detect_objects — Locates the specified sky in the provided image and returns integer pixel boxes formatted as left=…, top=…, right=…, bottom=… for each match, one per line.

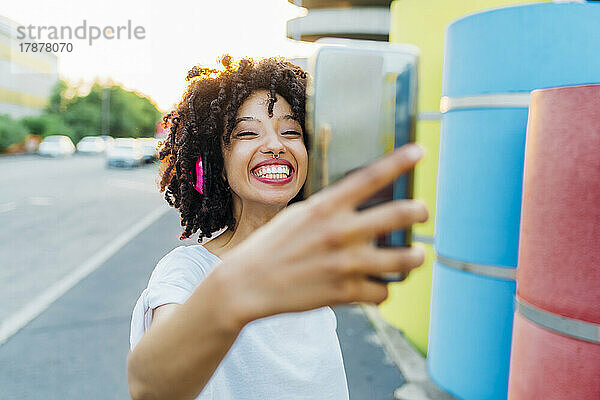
left=2, top=0, right=315, bottom=111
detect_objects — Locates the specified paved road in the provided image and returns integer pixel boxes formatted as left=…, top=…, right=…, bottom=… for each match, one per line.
left=0, top=154, right=404, bottom=399
left=0, top=154, right=164, bottom=324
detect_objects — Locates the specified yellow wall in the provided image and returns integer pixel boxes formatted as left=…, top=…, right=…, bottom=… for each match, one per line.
left=0, top=40, right=56, bottom=110
left=0, top=87, right=48, bottom=109
left=0, top=42, right=53, bottom=74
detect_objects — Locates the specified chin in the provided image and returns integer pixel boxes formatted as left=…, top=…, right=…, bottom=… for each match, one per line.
left=264, top=198, right=293, bottom=207
left=258, top=193, right=295, bottom=207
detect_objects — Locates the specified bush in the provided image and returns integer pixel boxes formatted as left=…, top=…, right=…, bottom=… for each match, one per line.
left=0, top=114, right=28, bottom=152
left=21, top=113, right=74, bottom=140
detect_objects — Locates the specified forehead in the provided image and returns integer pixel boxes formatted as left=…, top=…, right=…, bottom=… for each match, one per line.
left=236, top=90, right=293, bottom=118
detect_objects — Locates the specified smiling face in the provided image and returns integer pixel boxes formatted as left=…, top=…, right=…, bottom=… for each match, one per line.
left=222, top=90, right=308, bottom=210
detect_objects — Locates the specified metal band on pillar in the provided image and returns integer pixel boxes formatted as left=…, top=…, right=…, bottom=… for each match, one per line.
left=516, top=297, right=600, bottom=344
left=435, top=253, right=516, bottom=281
left=440, top=92, right=531, bottom=113
left=418, top=111, right=442, bottom=121
left=412, top=233, right=434, bottom=245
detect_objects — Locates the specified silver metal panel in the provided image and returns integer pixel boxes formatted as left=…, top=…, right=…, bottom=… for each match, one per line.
left=440, top=93, right=531, bottom=113
left=287, top=7, right=390, bottom=41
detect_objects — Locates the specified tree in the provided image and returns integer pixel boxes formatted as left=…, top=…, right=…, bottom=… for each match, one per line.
left=104, top=85, right=162, bottom=138
left=21, top=113, right=74, bottom=138
left=7, top=80, right=163, bottom=152
left=59, top=81, right=162, bottom=142
left=0, top=114, right=28, bottom=151
left=46, top=79, right=70, bottom=114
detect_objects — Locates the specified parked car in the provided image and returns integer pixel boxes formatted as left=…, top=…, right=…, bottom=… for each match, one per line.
left=76, top=136, right=106, bottom=154
left=138, top=137, right=160, bottom=163
left=99, top=135, right=115, bottom=150
left=106, top=138, right=144, bottom=168
left=38, top=135, right=76, bottom=157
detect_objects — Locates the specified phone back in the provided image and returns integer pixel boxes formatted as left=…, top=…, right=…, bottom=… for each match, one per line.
left=305, top=39, right=419, bottom=247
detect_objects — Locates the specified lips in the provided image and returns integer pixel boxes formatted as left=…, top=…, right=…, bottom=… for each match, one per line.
left=250, top=158, right=295, bottom=185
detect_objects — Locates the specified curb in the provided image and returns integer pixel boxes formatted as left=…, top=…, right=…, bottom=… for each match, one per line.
left=0, top=152, right=29, bottom=158
left=360, top=304, right=457, bottom=400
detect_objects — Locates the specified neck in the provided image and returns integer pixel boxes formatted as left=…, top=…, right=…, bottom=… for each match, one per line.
left=204, top=195, right=285, bottom=256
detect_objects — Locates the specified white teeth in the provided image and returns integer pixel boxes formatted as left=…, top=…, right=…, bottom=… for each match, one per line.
left=253, top=171, right=289, bottom=179
left=253, top=164, right=291, bottom=178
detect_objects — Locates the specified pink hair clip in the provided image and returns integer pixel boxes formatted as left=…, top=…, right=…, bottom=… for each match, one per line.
left=193, top=156, right=204, bottom=194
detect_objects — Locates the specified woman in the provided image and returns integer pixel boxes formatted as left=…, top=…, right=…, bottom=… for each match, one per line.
left=128, top=56, right=427, bottom=400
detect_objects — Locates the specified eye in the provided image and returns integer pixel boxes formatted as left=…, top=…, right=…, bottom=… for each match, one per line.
left=283, top=130, right=302, bottom=137
left=235, top=131, right=258, bottom=138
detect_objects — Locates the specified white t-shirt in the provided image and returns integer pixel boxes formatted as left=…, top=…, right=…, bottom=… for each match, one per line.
left=130, top=245, right=350, bottom=400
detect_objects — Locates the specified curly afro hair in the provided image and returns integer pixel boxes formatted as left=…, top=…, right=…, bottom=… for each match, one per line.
left=158, top=55, right=309, bottom=242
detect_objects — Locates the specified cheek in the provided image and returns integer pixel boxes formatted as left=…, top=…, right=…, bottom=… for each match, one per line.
left=222, top=148, right=255, bottom=189
left=297, top=147, right=308, bottom=174
left=293, top=150, right=309, bottom=186
left=222, top=147, right=248, bottom=175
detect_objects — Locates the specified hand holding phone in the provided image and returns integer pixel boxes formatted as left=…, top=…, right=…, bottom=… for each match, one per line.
left=305, top=39, right=420, bottom=283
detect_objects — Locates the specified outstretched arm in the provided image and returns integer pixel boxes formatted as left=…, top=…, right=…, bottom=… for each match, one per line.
left=127, top=144, right=428, bottom=400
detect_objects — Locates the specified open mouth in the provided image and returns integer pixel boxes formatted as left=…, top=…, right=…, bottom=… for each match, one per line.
left=251, top=164, right=292, bottom=180
left=250, top=162, right=295, bottom=185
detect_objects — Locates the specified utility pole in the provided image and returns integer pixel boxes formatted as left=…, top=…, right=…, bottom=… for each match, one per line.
left=102, top=87, right=110, bottom=136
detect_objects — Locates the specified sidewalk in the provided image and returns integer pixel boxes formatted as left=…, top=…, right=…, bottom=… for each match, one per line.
left=357, top=305, right=457, bottom=400
left=334, top=304, right=405, bottom=399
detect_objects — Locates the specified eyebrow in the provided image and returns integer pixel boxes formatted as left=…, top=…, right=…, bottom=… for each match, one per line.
left=234, top=116, right=257, bottom=126
left=278, top=114, right=298, bottom=122
left=233, top=114, right=298, bottom=128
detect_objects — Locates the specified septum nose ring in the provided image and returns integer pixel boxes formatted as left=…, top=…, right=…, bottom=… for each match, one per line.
left=272, top=153, right=280, bottom=159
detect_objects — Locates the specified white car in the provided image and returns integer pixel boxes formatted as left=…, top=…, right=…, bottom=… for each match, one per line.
left=38, top=135, right=76, bottom=157
left=76, top=136, right=106, bottom=154
left=106, top=138, right=144, bottom=168
left=99, top=135, right=115, bottom=150
left=137, top=137, right=160, bottom=163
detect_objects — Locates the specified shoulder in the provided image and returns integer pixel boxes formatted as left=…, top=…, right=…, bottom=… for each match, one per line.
left=142, top=245, right=221, bottom=314
left=130, top=246, right=222, bottom=350
left=148, top=245, right=221, bottom=288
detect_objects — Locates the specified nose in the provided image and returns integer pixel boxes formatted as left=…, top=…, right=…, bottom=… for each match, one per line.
left=260, top=128, right=285, bottom=157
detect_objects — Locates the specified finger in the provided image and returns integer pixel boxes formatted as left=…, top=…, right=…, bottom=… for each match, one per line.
left=367, top=273, right=408, bottom=284
left=321, top=243, right=425, bottom=277
left=313, top=144, right=424, bottom=209
left=363, top=245, right=426, bottom=276
left=330, top=277, right=390, bottom=305
left=343, top=200, right=428, bottom=243
left=358, top=280, right=390, bottom=305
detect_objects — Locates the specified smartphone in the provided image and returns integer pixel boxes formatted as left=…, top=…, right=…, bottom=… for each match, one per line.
left=304, top=38, right=419, bottom=283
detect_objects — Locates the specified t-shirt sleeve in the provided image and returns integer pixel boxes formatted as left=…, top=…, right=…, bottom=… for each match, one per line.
left=129, top=246, right=211, bottom=350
